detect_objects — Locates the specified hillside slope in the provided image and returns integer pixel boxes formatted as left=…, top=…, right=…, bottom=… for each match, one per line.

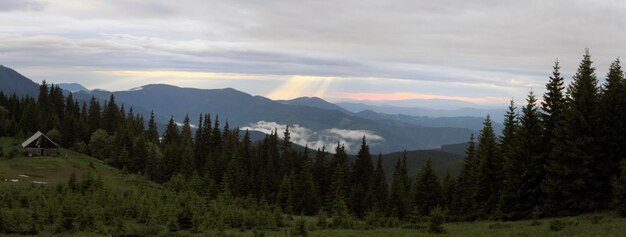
left=380, top=149, right=465, bottom=182
left=0, top=137, right=155, bottom=188
left=0, top=65, right=39, bottom=97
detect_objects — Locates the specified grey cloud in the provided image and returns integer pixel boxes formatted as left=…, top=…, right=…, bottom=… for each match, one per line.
left=1, top=1, right=625, bottom=102
left=0, top=33, right=545, bottom=91
left=0, top=0, right=44, bottom=12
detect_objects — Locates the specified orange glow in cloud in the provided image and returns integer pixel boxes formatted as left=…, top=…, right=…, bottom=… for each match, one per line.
left=335, top=92, right=509, bottom=104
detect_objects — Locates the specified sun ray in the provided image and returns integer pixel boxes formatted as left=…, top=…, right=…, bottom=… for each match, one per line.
left=266, top=75, right=336, bottom=100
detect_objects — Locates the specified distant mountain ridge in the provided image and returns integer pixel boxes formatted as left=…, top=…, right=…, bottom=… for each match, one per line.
left=69, top=84, right=477, bottom=153
left=354, top=109, right=504, bottom=133
left=72, top=84, right=475, bottom=153
left=0, top=65, right=481, bottom=153
left=0, top=65, right=39, bottom=97
left=338, top=101, right=506, bottom=122
left=278, top=97, right=352, bottom=114
left=58, top=83, right=89, bottom=93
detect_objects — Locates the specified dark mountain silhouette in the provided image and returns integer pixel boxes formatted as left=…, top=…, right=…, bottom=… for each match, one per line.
left=0, top=65, right=39, bottom=97
left=58, top=83, right=89, bottom=93
left=338, top=101, right=506, bottom=122
left=278, top=96, right=352, bottom=114
left=354, top=109, right=503, bottom=133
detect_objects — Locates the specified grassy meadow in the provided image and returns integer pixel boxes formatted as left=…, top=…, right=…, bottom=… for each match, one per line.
left=0, top=137, right=155, bottom=189
left=195, top=212, right=626, bottom=237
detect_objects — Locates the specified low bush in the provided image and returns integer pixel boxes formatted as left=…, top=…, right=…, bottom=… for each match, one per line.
left=427, top=206, right=446, bottom=234
left=549, top=220, right=565, bottom=232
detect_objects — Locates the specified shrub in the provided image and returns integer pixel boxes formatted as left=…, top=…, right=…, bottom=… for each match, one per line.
left=73, top=141, right=89, bottom=154
left=612, top=161, right=626, bottom=217
left=316, top=211, right=327, bottom=229
left=252, top=229, right=265, bottom=237
left=530, top=219, right=542, bottom=226
left=364, top=211, right=382, bottom=228
left=589, top=215, right=604, bottom=224
left=549, top=220, right=565, bottom=232
left=5, top=148, right=18, bottom=159
left=291, top=218, right=307, bottom=236
left=427, top=206, right=446, bottom=234
left=0, top=209, right=38, bottom=235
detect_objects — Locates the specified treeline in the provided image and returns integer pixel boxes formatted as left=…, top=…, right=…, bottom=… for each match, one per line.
left=449, top=50, right=626, bottom=221
left=0, top=50, right=625, bottom=229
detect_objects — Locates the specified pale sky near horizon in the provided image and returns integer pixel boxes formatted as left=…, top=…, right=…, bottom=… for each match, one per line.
left=1, top=0, right=625, bottom=106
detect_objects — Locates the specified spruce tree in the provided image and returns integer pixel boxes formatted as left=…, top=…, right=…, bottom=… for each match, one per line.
left=277, top=171, right=295, bottom=213
left=37, top=80, right=49, bottom=109
left=328, top=143, right=350, bottom=214
left=312, top=147, right=330, bottom=205
left=240, top=129, right=253, bottom=192
left=179, top=114, right=195, bottom=177
left=474, top=116, right=502, bottom=218
left=498, top=99, right=522, bottom=220
left=599, top=58, right=626, bottom=196
left=543, top=49, right=603, bottom=216
left=456, top=133, right=478, bottom=219
left=500, top=92, right=543, bottom=220
left=87, top=96, right=101, bottom=135
left=412, top=159, right=443, bottom=216
left=518, top=92, right=545, bottom=216
left=349, top=136, right=374, bottom=217
left=147, top=111, right=159, bottom=144
left=541, top=60, right=566, bottom=148
left=293, top=153, right=320, bottom=215
left=281, top=125, right=292, bottom=151
left=162, top=116, right=179, bottom=147
left=441, top=171, right=457, bottom=215
left=101, top=94, right=120, bottom=134
left=162, top=117, right=180, bottom=178
left=388, top=150, right=411, bottom=219
left=371, top=153, right=388, bottom=215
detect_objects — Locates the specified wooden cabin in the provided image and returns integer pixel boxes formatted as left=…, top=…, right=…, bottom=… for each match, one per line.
left=21, top=131, right=59, bottom=156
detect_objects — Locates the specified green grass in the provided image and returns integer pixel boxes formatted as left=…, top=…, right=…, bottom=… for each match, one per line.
left=0, top=137, right=155, bottom=189
left=305, top=216, right=624, bottom=237
left=195, top=212, right=626, bottom=237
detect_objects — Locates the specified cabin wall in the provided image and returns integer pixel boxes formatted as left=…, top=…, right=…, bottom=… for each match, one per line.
left=24, top=148, right=59, bottom=157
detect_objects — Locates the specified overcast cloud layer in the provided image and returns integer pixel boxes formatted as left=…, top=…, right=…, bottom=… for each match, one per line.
left=1, top=0, right=625, bottom=106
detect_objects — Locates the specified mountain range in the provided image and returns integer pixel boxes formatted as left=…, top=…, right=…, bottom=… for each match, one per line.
left=0, top=65, right=496, bottom=154
left=338, top=101, right=506, bottom=122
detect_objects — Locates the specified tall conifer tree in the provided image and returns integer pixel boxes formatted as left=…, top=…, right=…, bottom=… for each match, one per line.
left=543, top=49, right=603, bottom=215
left=371, top=153, right=388, bottom=215
left=349, top=136, right=374, bottom=217
left=474, top=116, right=501, bottom=218
left=599, top=58, right=626, bottom=193
left=412, top=159, right=443, bottom=216
left=388, top=151, right=411, bottom=219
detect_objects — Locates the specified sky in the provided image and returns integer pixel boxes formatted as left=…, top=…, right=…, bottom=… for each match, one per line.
left=1, top=0, right=625, bottom=107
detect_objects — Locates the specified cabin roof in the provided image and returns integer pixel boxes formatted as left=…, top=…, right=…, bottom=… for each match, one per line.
left=21, top=131, right=60, bottom=148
